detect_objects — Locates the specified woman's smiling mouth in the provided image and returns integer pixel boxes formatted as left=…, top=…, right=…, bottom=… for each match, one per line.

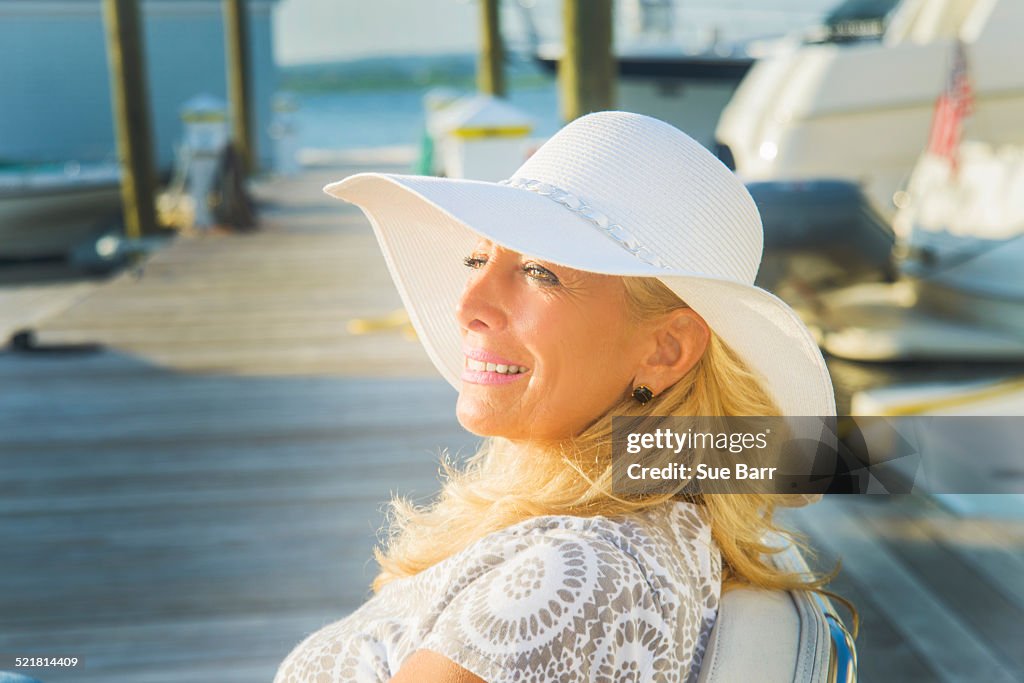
left=461, top=347, right=531, bottom=384
left=464, top=358, right=529, bottom=375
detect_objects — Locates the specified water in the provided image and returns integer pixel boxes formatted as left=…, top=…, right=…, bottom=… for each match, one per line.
left=281, top=0, right=857, bottom=152
left=290, top=83, right=563, bottom=152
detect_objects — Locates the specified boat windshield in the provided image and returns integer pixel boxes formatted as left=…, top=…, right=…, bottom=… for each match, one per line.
left=816, top=0, right=903, bottom=43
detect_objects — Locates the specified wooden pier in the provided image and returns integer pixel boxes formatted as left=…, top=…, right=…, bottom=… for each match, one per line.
left=1, top=161, right=1022, bottom=682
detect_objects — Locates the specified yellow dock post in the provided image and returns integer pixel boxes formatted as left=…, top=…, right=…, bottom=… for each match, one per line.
left=101, top=0, right=159, bottom=239
left=558, top=0, right=615, bottom=121
left=223, top=0, right=255, bottom=175
left=478, top=0, right=506, bottom=98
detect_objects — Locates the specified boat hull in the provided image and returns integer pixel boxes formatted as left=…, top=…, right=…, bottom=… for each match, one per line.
left=716, top=0, right=1024, bottom=222
left=0, top=182, right=122, bottom=260
left=747, top=179, right=895, bottom=289
left=535, top=53, right=751, bottom=149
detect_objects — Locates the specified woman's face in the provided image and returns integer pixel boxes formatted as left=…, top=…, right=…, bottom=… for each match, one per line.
left=454, top=239, right=649, bottom=442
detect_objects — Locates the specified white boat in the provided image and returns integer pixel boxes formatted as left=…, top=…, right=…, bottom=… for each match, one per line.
left=894, top=142, right=1024, bottom=301
left=836, top=223, right=1024, bottom=505
left=810, top=138, right=1024, bottom=361
left=716, top=0, right=1024, bottom=224
left=809, top=280, right=1024, bottom=361
left=518, top=0, right=826, bottom=149
left=0, top=162, right=122, bottom=260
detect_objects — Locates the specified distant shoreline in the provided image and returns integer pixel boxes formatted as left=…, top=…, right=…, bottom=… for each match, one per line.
left=286, top=84, right=561, bottom=153
left=278, top=52, right=551, bottom=93
left=280, top=73, right=553, bottom=93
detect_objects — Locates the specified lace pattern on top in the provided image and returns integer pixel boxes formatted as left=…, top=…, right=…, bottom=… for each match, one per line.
left=274, top=501, right=720, bottom=683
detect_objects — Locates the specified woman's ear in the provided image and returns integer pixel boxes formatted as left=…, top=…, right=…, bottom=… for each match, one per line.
left=636, top=308, right=710, bottom=394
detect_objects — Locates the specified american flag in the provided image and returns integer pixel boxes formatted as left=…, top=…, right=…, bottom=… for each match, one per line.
left=926, top=39, right=974, bottom=169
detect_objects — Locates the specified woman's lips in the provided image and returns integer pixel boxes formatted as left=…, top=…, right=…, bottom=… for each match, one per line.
left=461, top=365, right=528, bottom=385
left=461, top=348, right=531, bottom=385
left=464, top=358, right=528, bottom=374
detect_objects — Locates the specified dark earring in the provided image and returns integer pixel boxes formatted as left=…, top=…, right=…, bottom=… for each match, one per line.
left=632, top=385, right=654, bottom=405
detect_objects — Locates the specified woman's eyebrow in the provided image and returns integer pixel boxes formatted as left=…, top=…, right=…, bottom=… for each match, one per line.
left=519, top=252, right=555, bottom=266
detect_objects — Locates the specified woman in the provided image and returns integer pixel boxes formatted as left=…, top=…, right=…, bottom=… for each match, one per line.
left=275, top=112, right=836, bottom=682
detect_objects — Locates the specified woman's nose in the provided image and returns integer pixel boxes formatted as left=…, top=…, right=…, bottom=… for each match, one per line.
left=455, top=259, right=509, bottom=334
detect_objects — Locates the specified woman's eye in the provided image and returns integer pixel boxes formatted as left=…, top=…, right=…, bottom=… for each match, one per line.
left=462, top=255, right=487, bottom=269
left=523, top=263, right=560, bottom=285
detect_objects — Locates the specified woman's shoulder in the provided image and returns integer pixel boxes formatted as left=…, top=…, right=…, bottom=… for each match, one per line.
left=412, top=501, right=721, bottom=682
left=489, top=500, right=713, bottom=560
left=449, top=500, right=717, bottom=595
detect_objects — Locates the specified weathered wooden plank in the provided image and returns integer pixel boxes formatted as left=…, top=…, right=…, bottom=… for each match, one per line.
left=846, top=493, right=1024, bottom=565
left=858, top=511, right=1024, bottom=675
left=0, top=281, right=101, bottom=342
left=0, top=346, right=436, bottom=381
left=923, top=515, right=1024, bottom=612
left=789, top=496, right=1019, bottom=683
left=0, top=612, right=327, bottom=683
left=1, top=346, right=435, bottom=378
left=0, top=467, right=450, bottom=514
left=0, top=377, right=459, bottom=436
left=1, top=432, right=473, bottom=478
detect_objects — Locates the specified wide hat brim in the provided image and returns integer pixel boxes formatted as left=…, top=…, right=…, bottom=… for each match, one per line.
left=326, top=172, right=836, bottom=418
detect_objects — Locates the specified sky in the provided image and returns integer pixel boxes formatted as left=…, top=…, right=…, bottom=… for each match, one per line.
left=272, top=0, right=482, bottom=65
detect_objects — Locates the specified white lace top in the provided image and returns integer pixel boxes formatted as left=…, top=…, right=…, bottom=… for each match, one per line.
left=274, top=500, right=721, bottom=683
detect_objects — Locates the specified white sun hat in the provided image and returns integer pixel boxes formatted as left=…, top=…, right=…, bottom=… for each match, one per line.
left=325, top=111, right=835, bottom=418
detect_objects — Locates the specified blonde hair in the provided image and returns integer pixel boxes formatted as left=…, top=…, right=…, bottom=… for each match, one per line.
left=371, top=276, right=834, bottom=597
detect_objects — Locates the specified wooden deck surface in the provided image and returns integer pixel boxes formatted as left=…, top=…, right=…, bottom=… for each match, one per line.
left=1, top=164, right=1022, bottom=682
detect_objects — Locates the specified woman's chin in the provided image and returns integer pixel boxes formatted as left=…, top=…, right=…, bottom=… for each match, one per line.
left=455, top=406, right=504, bottom=438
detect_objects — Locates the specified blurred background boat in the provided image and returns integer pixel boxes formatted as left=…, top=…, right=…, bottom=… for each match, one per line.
left=896, top=142, right=1024, bottom=306
left=0, top=161, right=121, bottom=261
left=520, top=0, right=826, bottom=149
left=814, top=139, right=1024, bottom=362
left=716, top=0, right=1024, bottom=290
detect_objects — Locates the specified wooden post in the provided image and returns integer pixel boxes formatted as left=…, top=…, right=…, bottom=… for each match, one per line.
left=478, top=0, right=506, bottom=97
left=223, top=0, right=255, bottom=174
left=558, top=0, right=615, bottom=122
left=102, top=0, right=158, bottom=239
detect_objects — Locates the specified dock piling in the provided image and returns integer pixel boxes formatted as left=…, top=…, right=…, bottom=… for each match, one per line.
left=223, top=0, right=255, bottom=176
left=102, top=0, right=159, bottom=239
left=558, top=0, right=615, bottom=121
left=478, top=0, right=506, bottom=97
